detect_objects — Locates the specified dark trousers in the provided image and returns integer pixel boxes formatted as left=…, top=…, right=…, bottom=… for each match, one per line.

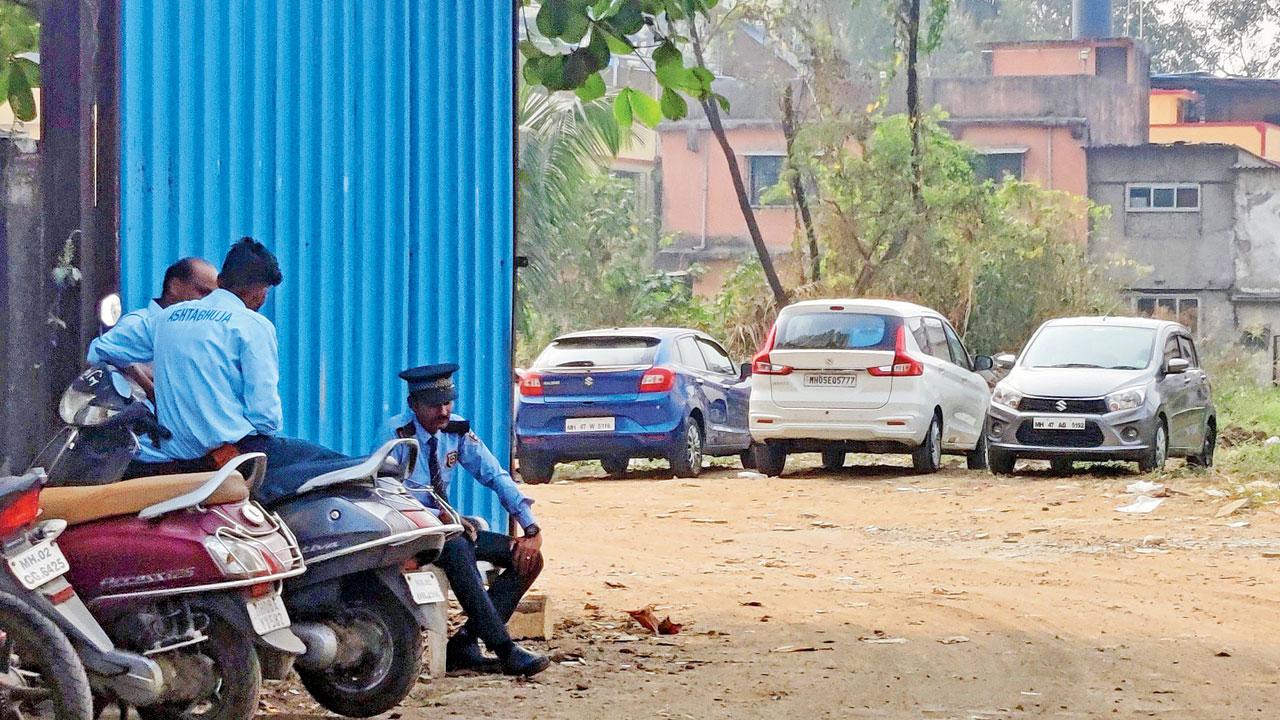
left=126, top=435, right=352, bottom=505
left=432, top=530, right=543, bottom=652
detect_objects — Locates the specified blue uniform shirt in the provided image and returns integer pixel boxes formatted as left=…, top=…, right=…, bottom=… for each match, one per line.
left=90, top=299, right=166, bottom=462
left=383, top=412, right=537, bottom=529
left=85, top=289, right=283, bottom=461
left=88, top=298, right=163, bottom=366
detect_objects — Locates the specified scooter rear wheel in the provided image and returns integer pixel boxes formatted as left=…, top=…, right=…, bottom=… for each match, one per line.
left=0, top=590, right=93, bottom=720
left=136, top=613, right=260, bottom=720
left=297, top=592, right=422, bottom=718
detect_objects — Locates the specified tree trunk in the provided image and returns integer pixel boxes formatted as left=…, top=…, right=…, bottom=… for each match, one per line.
left=689, top=21, right=789, bottom=307
left=906, top=0, right=924, bottom=220
left=874, top=0, right=925, bottom=276
left=781, top=85, right=820, bottom=284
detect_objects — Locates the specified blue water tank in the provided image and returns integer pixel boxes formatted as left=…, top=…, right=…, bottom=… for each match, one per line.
left=1073, top=0, right=1113, bottom=39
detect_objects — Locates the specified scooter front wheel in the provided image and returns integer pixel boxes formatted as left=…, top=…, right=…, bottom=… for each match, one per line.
left=297, top=592, right=423, bottom=718
left=136, top=612, right=260, bottom=720
left=0, top=590, right=93, bottom=720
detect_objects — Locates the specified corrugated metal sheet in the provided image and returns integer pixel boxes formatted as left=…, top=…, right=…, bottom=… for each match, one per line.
left=119, top=1, right=515, bottom=529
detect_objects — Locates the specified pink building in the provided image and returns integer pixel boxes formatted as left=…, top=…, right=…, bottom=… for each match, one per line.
left=931, top=38, right=1149, bottom=203
left=658, top=121, right=795, bottom=294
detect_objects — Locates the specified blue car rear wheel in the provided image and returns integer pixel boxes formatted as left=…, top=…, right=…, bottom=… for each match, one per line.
left=519, top=454, right=554, bottom=484
left=601, top=456, right=629, bottom=478
left=669, top=418, right=704, bottom=478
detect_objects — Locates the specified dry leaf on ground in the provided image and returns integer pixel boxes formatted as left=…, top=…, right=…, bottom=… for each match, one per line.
left=626, top=605, right=682, bottom=635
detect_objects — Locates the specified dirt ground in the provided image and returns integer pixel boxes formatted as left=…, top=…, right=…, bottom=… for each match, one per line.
left=267, top=457, right=1280, bottom=720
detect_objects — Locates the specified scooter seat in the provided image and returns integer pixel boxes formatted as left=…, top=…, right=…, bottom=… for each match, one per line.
left=40, top=472, right=249, bottom=526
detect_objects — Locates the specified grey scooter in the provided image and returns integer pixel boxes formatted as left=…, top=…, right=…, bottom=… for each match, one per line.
left=264, top=439, right=461, bottom=718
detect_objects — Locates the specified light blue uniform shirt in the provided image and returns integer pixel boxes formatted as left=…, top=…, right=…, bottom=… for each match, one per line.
left=90, top=300, right=166, bottom=462
left=90, top=298, right=162, bottom=365
left=383, top=412, right=537, bottom=529
left=85, top=289, right=283, bottom=461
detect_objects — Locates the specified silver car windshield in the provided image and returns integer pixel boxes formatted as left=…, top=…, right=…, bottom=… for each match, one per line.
left=1021, top=326, right=1157, bottom=370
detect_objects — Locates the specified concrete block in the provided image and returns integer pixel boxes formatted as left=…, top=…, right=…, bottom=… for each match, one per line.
left=506, top=593, right=551, bottom=640
left=421, top=566, right=450, bottom=678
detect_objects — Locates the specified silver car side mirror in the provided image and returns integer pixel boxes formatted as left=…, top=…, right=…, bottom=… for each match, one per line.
left=1165, top=358, right=1190, bottom=375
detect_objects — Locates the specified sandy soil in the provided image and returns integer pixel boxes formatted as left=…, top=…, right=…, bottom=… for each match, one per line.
left=267, top=457, right=1280, bottom=720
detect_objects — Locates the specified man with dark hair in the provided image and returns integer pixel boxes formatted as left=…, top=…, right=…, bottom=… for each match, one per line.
left=383, top=364, right=550, bottom=678
left=87, top=237, right=347, bottom=487
left=89, top=256, right=217, bottom=402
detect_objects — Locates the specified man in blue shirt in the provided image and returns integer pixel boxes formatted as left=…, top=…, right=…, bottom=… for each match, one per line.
left=95, top=257, right=219, bottom=400
left=385, top=363, right=549, bottom=677
left=87, top=238, right=347, bottom=493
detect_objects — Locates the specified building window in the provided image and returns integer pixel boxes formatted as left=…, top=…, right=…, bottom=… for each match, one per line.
left=1135, top=294, right=1199, bottom=332
left=747, top=155, right=787, bottom=207
left=975, top=150, right=1025, bottom=182
left=1127, top=183, right=1200, bottom=212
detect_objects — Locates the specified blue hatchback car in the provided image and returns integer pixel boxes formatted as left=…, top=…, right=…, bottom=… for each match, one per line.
left=515, top=328, right=753, bottom=482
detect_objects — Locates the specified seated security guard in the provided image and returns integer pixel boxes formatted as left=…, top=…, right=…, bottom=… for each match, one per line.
left=384, top=363, right=550, bottom=677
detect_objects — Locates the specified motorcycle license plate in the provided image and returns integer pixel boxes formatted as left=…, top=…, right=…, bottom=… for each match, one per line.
left=7, top=541, right=71, bottom=591
left=405, top=571, right=445, bottom=604
left=246, top=593, right=291, bottom=635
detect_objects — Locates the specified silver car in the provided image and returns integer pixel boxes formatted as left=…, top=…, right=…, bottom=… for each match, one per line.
left=986, top=317, right=1216, bottom=475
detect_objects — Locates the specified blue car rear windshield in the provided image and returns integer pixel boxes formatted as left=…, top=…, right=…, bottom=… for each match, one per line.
left=536, top=337, right=660, bottom=368
left=777, top=312, right=898, bottom=350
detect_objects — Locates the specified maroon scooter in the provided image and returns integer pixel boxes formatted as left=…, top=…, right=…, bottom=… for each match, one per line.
left=30, top=367, right=307, bottom=720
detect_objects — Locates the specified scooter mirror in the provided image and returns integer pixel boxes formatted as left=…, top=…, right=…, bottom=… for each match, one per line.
left=98, top=293, right=122, bottom=328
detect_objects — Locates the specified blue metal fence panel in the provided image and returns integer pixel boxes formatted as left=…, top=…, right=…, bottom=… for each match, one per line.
left=408, top=2, right=517, bottom=531
left=119, top=1, right=514, bottom=529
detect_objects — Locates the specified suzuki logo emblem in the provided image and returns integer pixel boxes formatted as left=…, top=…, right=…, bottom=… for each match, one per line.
left=584, top=376, right=594, bottom=387
left=1055, top=400, right=1068, bottom=412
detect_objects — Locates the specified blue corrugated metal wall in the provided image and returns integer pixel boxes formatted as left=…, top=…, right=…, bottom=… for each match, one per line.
left=119, top=1, right=515, bottom=529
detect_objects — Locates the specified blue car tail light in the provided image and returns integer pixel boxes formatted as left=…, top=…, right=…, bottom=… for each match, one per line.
left=639, top=367, right=675, bottom=393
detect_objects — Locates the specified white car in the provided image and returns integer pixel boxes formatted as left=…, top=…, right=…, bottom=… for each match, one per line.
left=748, top=299, right=994, bottom=475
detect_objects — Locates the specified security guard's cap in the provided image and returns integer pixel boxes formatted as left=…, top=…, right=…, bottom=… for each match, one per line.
left=400, top=362, right=459, bottom=405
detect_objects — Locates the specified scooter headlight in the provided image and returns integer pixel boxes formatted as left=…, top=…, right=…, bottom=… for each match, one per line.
left=203, top=537, right=272, bottom=579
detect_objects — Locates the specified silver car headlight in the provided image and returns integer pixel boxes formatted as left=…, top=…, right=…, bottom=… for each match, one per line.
left=1105, top=386, right=1147, bottom=413
left=991, top=383, right=1022, bottom=410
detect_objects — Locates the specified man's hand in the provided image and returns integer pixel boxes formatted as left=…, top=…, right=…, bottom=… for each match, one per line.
left=123, top=364, right=155, bottom=401
left=459, top=516, right=479, bottom=542
left=511, top=531, right=543, bottom=577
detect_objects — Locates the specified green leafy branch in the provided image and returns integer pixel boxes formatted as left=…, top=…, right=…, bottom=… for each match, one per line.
left=0, top=2, right=38, bottom=122
left=518, top=0, right=729, bottom=130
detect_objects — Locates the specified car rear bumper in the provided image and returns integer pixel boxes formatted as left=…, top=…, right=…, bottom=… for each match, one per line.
left=517, top=425, right=682, bottom=461
left=748, top=398, right=930, bottom=446
left=986, top=403, right=1157, bottom=460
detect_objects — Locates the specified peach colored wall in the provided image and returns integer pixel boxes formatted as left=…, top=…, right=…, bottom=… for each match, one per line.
left=618, top=125, right=657, bottom=165
left=660, top=126, right=796, bottom=251
left=1149, top=94, right=1181, bottom=125
left=991, top=46, right=1094, bottom=77
left=693, top=259, right=736, bottom=298
left=1150, top=123, right=1271, bottom=160
left=954, top=124, right=1089, bottom=199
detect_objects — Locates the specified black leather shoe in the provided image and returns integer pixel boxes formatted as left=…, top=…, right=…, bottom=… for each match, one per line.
left=500, top=643, right=551, bottom=677
left=446, top=633, right=500, bottom=673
